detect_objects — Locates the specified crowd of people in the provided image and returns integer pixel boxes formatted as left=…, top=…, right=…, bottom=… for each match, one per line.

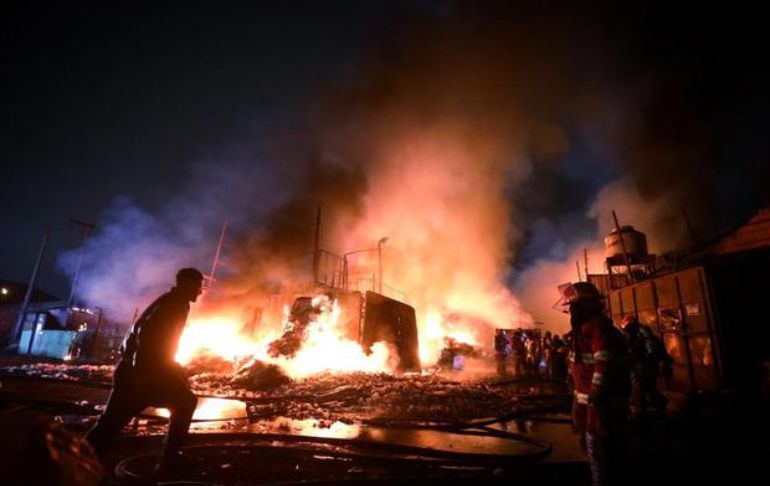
left=493, top=328, right=570, bottom=380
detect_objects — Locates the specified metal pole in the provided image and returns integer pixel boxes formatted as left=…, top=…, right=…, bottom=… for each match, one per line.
left=584, top=248, right=589, bottom=279
left=378, top=244, right=383, bottom=293
left=91, top=308, right=103, bottom=360
left=312, top=205, right=321, bottom=286
left=67, top=219, right=95, bottom=308
left=612, top=210, right=635, bottom=284
left=12, top=227, right=51, bottom=345
left=682, top=208, right=697, bottom=247
left=576, top=261, right=582, bottom=282
left=377, top=237, right=388, bottom=294
left=208, top=219, right=228, bottom=289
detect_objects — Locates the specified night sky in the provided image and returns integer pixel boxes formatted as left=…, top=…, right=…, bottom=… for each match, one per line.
left=2, top=1, right=388, bottom=296
left=2, top=1, right=769, bottom=303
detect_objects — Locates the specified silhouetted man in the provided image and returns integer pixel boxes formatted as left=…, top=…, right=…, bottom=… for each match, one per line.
left=86, top=268, right=203, bottom=471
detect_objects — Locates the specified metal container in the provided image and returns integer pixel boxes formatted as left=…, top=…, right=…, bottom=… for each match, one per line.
left=604, top=226, right=648, bottom=260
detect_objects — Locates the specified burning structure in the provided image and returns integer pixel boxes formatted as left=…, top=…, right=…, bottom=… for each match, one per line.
left=173, top=241, right=424, bottom=383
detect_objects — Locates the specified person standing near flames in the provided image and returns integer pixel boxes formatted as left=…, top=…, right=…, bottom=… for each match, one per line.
left=561, top=282, right=630, bottom=486
left=621, top=315, right=671, bottom=416
left=494, top=329, right=512, bottom=375
left=86, top=268, right=204, bottom=473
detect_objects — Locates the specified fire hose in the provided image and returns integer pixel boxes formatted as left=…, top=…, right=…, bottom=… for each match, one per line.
left=3, top=373, right=561, bottom=483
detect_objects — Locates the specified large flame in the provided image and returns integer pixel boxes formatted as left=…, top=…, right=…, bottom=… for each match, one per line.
left=176, top=296, right=396, bottom=379
left=175, top=315, right=264, bottom=365
left=177, top=134, right=539, bottom=375
left=269, top=297, right=396, bottom=378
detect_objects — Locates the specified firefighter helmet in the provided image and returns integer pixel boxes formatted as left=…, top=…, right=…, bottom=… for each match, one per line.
left=558, top=282, right=605, bottom=306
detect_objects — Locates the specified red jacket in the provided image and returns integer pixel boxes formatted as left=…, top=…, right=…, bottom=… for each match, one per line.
left=570, top=314, right=629, bottom=436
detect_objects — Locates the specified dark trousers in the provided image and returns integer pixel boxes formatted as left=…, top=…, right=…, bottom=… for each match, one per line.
left=585, top=431, right=630, bottom=486
left=86, top=364, right=197, bottom=458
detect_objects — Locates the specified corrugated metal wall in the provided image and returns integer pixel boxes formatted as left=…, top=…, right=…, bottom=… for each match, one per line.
left=604, top=266, right=721, bottom=391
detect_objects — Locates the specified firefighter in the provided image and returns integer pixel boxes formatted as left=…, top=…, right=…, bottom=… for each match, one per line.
left=562, top=282, right=630, bottom=486
left=86, top=268, right=203, bottom=474
left=494, top=329, right=512, bottom=375
left=542, top=331, right=553, bottom=376
left=621, top=315, right=671, bottom=416
left=511, top=330, right=526, bottom=376
left=550, top=334, right=569, bottom=380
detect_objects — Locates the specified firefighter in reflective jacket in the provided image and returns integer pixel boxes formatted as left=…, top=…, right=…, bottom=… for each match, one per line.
left=561, top=282, right=630, bottom=486
left=621, top=315, right=671, bottom=416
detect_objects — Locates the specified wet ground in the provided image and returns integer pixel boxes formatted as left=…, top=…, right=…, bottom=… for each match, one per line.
left=0, top=357, right=586, bottom=484
left=2, top=356, right=769, bottom=484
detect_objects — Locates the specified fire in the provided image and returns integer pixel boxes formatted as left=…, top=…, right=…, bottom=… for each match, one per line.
left=269, top=296, right=396, bottom=378
left=175, top=315, right=263, bottom=365
left=176, top=296, right=396, bottom=379
left=166, top=133, right=538, bottom=378
left=420, top=310, right=479, bottom=364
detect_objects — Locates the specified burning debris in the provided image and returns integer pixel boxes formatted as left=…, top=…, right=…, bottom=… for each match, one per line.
left=437, top=337, right=482, bottom=371
left=1, top=361, right=570, bottom=426
left=184, top=354, right=238, bottom=376
left=231, top=358, right=291, bottom=391
left=267, top=295, right=332, bottom=359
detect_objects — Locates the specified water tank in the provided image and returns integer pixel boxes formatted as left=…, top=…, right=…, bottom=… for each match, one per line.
left=604, top=226, right=648, bottom=261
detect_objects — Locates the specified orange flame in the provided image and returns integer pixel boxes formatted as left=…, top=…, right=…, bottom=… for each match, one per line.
left=176, top=296, right=396, bottom=379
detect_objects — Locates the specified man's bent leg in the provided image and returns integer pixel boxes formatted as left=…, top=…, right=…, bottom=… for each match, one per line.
left=164, top=388, right=197, bottom=457
left=151, top=375, right=198, bottom=460
left=86, top=388, right=144, bottom=453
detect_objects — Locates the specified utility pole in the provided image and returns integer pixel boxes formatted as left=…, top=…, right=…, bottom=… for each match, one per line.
left=584, top=248, right=589, bottom=280
left=67, top=219, right=95, bottom=308
left=12, top=227, right=50, bottom=346
left=682, top=208, right=698, bottom=247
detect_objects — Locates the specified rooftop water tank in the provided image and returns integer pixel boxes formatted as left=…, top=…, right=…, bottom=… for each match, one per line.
left=605, top=226, right=648, bottom=262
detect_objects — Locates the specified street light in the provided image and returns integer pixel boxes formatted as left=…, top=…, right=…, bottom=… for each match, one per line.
left=378, top=236, right=388, bottom=294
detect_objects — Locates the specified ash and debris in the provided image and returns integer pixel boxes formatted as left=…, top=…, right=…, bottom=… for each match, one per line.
left=1, top=361, right=570, bottom=426
left=242, top=371, right=569, bottom=425
left=1, top=363, right=115, bottom=382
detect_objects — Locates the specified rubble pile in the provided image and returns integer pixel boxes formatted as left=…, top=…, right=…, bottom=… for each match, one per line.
left=240, top=372, right=570, bottom=425
left=1, top=363, right=115, bottom=382
left=184, top=354, right=238, bottom=375
left=231, top=358, right=291, bottom=390
left=2, top=362, right=571, bottom=425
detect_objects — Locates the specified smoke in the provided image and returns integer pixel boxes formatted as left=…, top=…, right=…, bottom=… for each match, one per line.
left=515, top=178, right=690, bottom=334
left=58, top=1, right=766, bottom=353
left=57, top=152, right=291, bottom=320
